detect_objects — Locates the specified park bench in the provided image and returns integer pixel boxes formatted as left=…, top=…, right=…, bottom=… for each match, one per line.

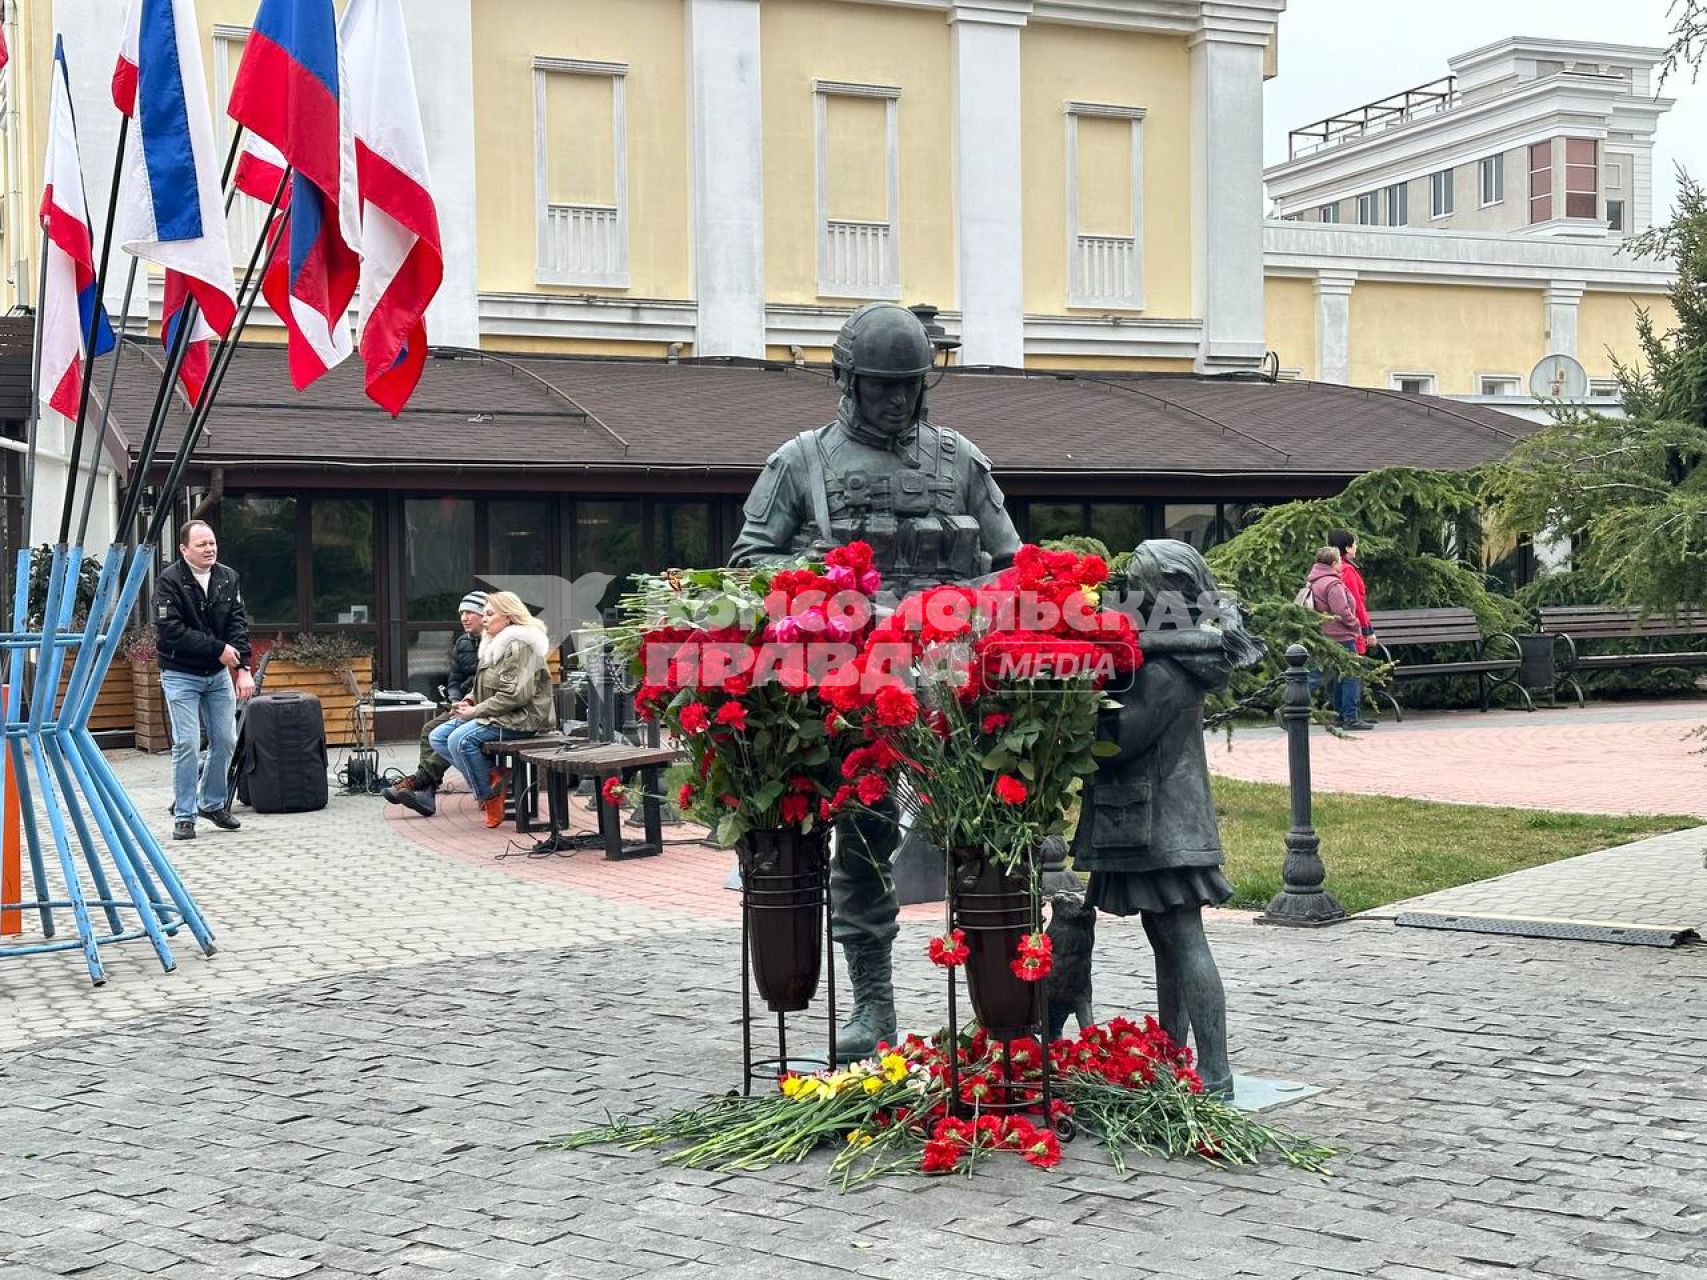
left=1365, top=607, right=1531, bottom=720
left=482, top=733, right=571, bottom=833
left=1537, top=605, right=1707, bottom=704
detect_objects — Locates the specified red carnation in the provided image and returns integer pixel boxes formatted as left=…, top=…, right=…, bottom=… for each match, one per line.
left=873, top=683, right=920, bottom=728
left=676, top=783, right=694, bottom=810
left=993, top=775, right=1028, bottom=805
left=981, top=711, right=1010, bottom=734
left=600, top=777, right=626, bottom=806
left=779, top=793, right=810, bottom=825
left=920, top=1138, right=962, bottom=1175
left=856, top=773, right=890, bottom=806
left=678, top=702, right=711, bottom=734
left=927, top=929, right=969, bottom=968
left=1018, top=1127, right=1062, bottom=1169
left=714, top=701, right=748, bottom=730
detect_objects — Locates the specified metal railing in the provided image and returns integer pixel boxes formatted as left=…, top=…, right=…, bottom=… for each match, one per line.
left=1287, top=75, right=1458, bottom=160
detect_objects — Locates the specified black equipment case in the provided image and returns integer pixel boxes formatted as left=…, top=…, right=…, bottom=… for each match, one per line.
left=235, top=692, right=329, bottom=813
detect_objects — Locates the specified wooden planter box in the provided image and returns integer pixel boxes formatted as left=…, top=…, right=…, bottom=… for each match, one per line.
left=62, top=655, right=135, bottom=740
left=129, top=658, right=172, bottom=753
left=259, top=656, right=374, bottom=747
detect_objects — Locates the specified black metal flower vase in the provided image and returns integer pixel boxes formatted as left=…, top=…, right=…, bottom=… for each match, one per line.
left=736, top=826, right=838, bottom=1094
left=944, top=846, right=1069, bottom=1137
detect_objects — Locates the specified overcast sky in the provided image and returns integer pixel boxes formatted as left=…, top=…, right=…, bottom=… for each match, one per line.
left=1265, top=0, right=1707, bottom=217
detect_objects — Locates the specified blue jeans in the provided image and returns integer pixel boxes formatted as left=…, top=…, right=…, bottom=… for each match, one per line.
left=1309, top=641, right=1364, bottom=726
left=161, top=669, right=238, bottom=819
left=427, top=718, right=530, bottom=801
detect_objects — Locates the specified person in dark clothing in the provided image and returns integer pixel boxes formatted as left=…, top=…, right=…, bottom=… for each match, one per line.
left=383, top=590, right=486, bottom=817
left=1327, top=528, right=1377, bottom=729
left=154, top=519, right=254, bottom=839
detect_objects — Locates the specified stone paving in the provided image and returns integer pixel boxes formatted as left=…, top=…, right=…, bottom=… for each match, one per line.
left=1, top=740, right=1705, bottom=1277
left=1206, top=698, right=1707, bottom=818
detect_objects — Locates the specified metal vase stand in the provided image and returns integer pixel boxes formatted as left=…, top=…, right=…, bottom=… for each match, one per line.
left=738, top=837, right=839, bottom=1095
left=2, top=544, right=217, bottom=984
left=942, top=848, right=1070, bottom=1137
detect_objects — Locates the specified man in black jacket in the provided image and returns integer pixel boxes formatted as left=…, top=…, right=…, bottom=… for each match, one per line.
left=154, top=519, right=254, bottom=840
left=382, top=590, right=485, bottom=817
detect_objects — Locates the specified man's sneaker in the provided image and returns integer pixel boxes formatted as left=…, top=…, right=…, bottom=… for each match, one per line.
left=172, top=820, right=197, bottom=841
left=199, top=807, right=242, bottom=830
left=1340, top=720, right=1376, bottom=732
left=388, top=785, right=436, bottom=817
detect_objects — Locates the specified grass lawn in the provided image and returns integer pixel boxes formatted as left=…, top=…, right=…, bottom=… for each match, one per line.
left=1213, top=777, right=1699, bottom=916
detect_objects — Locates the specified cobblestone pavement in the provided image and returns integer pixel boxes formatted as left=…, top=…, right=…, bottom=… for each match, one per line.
left=2, top=917, right=1704, bottom=1279
left=1375, top=825, right=1707, bottom=933
left=4, top=748, right=1706, bottom=1277
left=1206, top=699, right=1707, bottom=817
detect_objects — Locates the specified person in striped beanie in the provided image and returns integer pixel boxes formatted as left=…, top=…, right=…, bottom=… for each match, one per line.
left=383, top=590, right=487, bottom=816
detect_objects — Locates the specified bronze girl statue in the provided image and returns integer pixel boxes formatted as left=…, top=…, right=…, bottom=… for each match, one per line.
left=1071, top=539, right=1264, bottom=1097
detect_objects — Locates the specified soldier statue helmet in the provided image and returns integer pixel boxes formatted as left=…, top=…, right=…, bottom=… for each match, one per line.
left=730, top=302, right=1022, bottom=1057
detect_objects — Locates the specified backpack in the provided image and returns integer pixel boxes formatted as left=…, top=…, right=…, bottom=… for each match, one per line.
left=1293, top=581, right=1317, bottom=609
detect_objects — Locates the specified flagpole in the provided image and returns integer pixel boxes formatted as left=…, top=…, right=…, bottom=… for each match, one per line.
left=143, top=168, right=289, bottom=550
left=19, top=230, right=50, bottom=552
left=56, top=114, right=128, bottom=545
left=113, top=126, right=246, bottom=549
left=72, top=256, right=138, bottom=548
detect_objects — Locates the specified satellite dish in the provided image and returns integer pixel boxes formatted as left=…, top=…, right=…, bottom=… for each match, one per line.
left=1528, top=353, right=1589, bottom=400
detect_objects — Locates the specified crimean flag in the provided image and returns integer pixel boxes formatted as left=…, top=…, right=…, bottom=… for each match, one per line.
left=227, top=0, right=361, bottom=388
left=342, top=0, right=442, bottom=416
left=111, top=0, right=238, bottom=341
left=40, top=38, right=116, bottom=420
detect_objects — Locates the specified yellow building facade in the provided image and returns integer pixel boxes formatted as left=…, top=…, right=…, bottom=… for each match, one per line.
left=0, top=0, right=1285, bottom=375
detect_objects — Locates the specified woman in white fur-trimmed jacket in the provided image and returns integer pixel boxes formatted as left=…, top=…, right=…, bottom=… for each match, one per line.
left=427, top=590, right=557, bottom=827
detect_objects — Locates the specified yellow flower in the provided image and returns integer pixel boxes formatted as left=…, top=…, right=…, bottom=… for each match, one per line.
left=880, top=1053, right=908, bottom=1084
left=846, top=1129, right=871, bottom=1146
left=780, top=1075, right=805, bottom=1099
left=863, top=1076, right=883, bottom=1095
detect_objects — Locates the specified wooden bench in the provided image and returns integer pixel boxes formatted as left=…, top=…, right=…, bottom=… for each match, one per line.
left=1538, top=606, right=1707, bottom=703
left=1366, top=607, right=1531, bottom=720
left=525, top=742, right=684, bottom=859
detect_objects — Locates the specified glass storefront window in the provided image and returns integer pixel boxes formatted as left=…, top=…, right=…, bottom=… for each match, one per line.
left=312, top=498, right=375, bottom=624
left=490, top=499, right=553, bottom=578
left=1025, top=502, right=1083, bottom=544
left=405, top=497, right=474, bottom=622
left=405, top=628, right=456, bottom=700
left=1163, top=503, right=1221, bottom=551
left=218, top=494, right=298, bottom=623
left=657, top=501, right=711, bottom=569
left=1088, top=502, right=1148, bottom=560
left=573, top=499, right=643, bottom=618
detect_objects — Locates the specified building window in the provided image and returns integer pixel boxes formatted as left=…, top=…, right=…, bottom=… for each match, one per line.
left=534, top=58, right=629, bottom=287
left=1607, top=199, right=1625, bottom=232
left=1478, top=375, right=1521, bottom=397
left=1528, top=141, right=1553, bottom=223
left=217, top=495, right=298, bottom=624
left=1429, top=169, right=1454, bottom=218
left=1479, top=154, right=1504, bottom=206
left=1318, top=202, right=1340, bottom=223
left=1383, top=182, right=1408, bottom=227
left=816, top=80, right=902, bottom=301
left=1356, top=191, right=1379, bottom=225
left=312, top=499, right=376, bottom=625
left=1391, top=373, right=1436, bottom=395
left=1589, top=378, right=1621, bottom=397
left=1066, top=101, right=1146, bottom=310
left=405, top=498, right=475, bottom=622
left=1564, top=138, right=1598, bottom=219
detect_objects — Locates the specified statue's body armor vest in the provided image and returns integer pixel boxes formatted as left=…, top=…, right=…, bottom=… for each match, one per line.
left=786, top=423, right=990, bottom=594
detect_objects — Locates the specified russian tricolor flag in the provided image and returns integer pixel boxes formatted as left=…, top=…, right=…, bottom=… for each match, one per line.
left=228, top=0, right=361, bottom=389
left=40, top=38, right=115, bottom=421
left=343, top=0, right=442, bottom=417
left=112, top=0, right=238, bottom=358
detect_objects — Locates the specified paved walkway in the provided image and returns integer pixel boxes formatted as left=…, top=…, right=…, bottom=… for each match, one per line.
left=1, top=744, right=1704, bottom=1278
left=1206, top=698, right=1707, bottom=817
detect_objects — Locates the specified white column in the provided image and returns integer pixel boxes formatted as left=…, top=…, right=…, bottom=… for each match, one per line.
left=950, top=2, right=1030, bottom=368
left=686, top=0, right=766, bottom=358
left=1544, top=281, right=1585, bottom=359
left=403, top=0, right=481, bottom=347
left=1188, top=7, right=1279, bottom=373
left=1313, top=271, right=1356, bottom=385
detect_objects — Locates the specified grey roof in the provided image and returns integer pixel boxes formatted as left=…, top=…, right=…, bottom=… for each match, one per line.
left=98, top=340, right=1540, bottom=483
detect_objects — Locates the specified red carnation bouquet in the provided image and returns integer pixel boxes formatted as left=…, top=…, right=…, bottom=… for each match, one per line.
left=825, top=544, right=1141, bottom=876
left=617, top=543, right=883, bottom=846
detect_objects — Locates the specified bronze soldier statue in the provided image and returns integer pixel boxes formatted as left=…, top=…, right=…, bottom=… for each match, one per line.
left=731, top=302, right=1021, bottom=1057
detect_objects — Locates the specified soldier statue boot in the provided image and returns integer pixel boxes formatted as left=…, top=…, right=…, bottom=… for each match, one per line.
left=836, top=939, right=898, bottom=1060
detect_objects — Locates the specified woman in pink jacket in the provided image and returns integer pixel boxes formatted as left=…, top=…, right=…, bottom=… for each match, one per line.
left=1302, top=547, right=1370, bottom=729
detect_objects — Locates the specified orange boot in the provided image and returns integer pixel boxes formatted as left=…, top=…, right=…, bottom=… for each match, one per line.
left=483, top=774, right=508, bottom=828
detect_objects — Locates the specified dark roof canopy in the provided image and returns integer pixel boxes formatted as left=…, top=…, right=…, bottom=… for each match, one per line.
left=99, top=340, right=1539, bottom=486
